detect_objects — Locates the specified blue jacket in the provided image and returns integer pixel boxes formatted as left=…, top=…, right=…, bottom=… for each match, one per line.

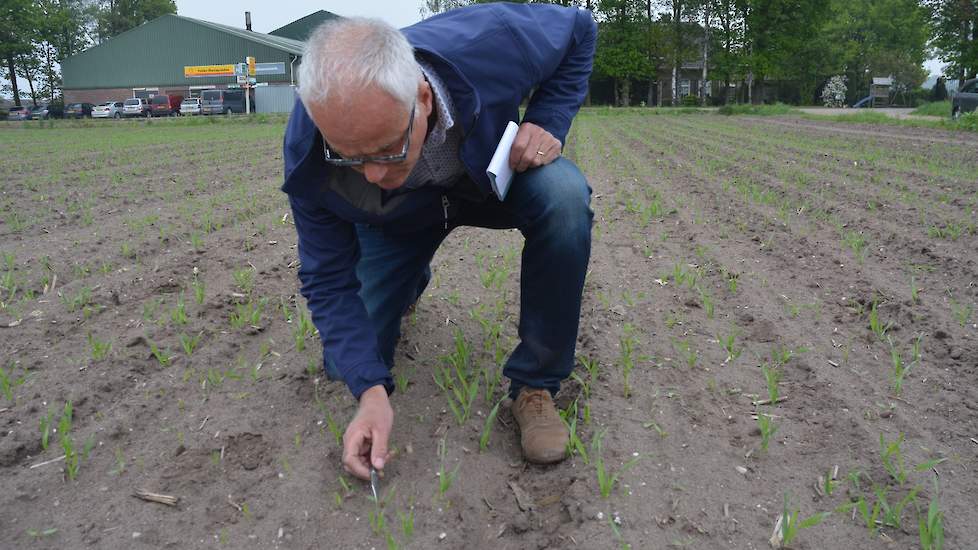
left=281, top=3, right=596, bottom=400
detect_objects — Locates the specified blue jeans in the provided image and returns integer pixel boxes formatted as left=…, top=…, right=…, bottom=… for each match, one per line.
left=331, top=157, right=592, bottom=399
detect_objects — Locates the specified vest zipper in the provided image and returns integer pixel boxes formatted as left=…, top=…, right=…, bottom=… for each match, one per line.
left=442, top=195, right=450, bottom=229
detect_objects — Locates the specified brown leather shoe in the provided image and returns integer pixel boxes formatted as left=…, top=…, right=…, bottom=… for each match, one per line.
left=511, top=388, right=569, bottom=464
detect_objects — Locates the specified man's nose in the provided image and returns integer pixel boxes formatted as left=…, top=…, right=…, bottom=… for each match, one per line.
left=363, top=162, right=388, bottom=184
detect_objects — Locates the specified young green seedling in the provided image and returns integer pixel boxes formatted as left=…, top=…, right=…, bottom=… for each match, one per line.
left=560, top=399, right=589, bottom=463
left=179, top=332, right=203, bottom=356
left=618, top=324, right=642, bottom=398
left=875, top=484, right=919, bottom=529
left=478, top=397, right=505, bottom=452
left=917, top=478, right=945, bottom=550
left=88, top=333, right=112, bottom=361
left=0, top=363, right=26, bottom=402
left=761, top=363, right=781, bottom=404
left=591, top=430, right=640, bottom=498
left=191, top=275, right=206, bottom=305
left=149, top=341, right=173, bottom=367
left=775, top=493, right=830, bottom=548
left=756, top=411, right=777, bottom=452
left=868, top=299, right=892, bottom=341
left=433, top=329, right=480, bottom=425
left=436, top=437, right=460, bottom=499
left=170, top=293, right=188, bottom=325
left=879, top=433, right=908, bottom=485
left=717, top=331, right=741, bottom=363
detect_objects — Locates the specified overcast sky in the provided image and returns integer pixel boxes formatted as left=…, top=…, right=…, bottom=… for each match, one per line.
left=0, top=1, right=951, bottom=101
left=174, top=0, right=425, bottom=31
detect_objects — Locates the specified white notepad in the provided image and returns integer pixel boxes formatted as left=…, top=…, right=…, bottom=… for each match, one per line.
left=486, top=121, right=520, bottom=201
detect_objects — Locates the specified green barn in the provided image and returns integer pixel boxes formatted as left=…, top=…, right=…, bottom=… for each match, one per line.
left=61, top=11, right=338, bottom=111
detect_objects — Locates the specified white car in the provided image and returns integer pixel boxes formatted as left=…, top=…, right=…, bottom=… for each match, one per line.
left=92, top=101, right=125, bottom=119
left=180, top=97, right=202, bottom=115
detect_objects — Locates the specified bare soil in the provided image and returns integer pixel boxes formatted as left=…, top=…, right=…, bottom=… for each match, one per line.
left=0, top=114, right=975, bottom=549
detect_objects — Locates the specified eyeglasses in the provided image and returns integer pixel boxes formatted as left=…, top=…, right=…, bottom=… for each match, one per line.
left=322, top=102, right=415, bottom=167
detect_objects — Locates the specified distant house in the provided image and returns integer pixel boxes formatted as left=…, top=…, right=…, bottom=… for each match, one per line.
left=657, top=61, right=711, bottom=105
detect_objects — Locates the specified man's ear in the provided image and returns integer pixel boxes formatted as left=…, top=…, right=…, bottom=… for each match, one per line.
left=419, top=78, right=434, bottom=118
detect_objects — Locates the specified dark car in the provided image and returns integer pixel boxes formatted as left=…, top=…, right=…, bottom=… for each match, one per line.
left=952, top=78, right=978, bottom=119
left=6, top=105, right=32, bottom=121
left=64, top=102, right=95, bottom=118
left=150, top=94, right=183, bottom=117
left=200, top=89, right=246, bottom=115
left=30, top=103, right=63, bottom=119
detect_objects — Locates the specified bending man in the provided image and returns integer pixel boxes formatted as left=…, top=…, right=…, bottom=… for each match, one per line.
left=282, top=3, right=596, bottom=480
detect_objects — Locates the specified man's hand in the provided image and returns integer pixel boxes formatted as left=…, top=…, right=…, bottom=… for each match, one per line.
left=342, top=384, right=393, bottom=480
left=509, top=122, right=561, bottom=173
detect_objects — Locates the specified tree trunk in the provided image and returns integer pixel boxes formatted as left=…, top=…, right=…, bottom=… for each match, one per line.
left=672, top=0, right=682, bottom=106
left=648, top=80, right=655, bottom=106
left=747, top=72, right=754, bottom=104
left=701, top=1, right=710, bottom=106
left=672, top=66, right=678, bottom=106
left=621, top=78, right=631, bottom=107
left=44, top=44, right=54, bottom=102
left=20, top=56, right=38, bottom=106
left=5, top=55, right=20, bottom=107
left=613, top=78, right=619, bottom=107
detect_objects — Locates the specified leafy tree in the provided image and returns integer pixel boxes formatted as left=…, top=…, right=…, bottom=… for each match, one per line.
left=594, top=0, right=653, bottom=106
left=826, top=0, right=930, bottom=103
left=0, top=0, right=38, bottom=106
left=94, top=0, right=176, bottom=43
left=924, top=0, right=977, bottom=81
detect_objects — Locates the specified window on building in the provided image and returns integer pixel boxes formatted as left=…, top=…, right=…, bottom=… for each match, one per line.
left=680, top=79, right=691, bottom=97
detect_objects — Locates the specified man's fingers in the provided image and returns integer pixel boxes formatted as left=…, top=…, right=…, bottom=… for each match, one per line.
left=370, top=426, right=389, bottom=470
left=509, top=123, right=561, bottom=173
left=342, top=429, right=372, bottom=480
left=516, top=132, right=545, bottom=173
left=509, top=127, right=532, bottom=170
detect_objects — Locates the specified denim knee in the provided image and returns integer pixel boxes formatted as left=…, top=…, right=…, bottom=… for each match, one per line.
left=520, top=158, right=593, bottom=239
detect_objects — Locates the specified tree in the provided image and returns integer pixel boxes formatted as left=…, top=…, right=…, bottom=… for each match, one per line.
left=594, top=0, right=652, bottom=106
left=924, top=0, right=977, bottom=81
left=0, top=0, right=38, bottom=106
left=824, top=0, right=930, bottom=104
left=94, top=0, right=176, bottom=43
left=932, top=76, right=948, bottom=101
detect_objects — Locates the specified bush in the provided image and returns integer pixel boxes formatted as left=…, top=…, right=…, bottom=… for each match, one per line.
left=718, top=103, right=795, bottom=116
left=821, top=75, right=848, bottom=107
left=956, top=110, right=978, bottom=131
left=911, top=101, right=952, bottom=117
left=681, top=94, right=699, bottom=107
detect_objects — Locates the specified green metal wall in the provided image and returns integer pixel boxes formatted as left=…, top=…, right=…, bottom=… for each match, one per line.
left=63, top=16, right=298, bottom=89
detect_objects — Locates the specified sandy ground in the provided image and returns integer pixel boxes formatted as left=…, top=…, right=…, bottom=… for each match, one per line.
left=0, top=114, right=975, bottom=549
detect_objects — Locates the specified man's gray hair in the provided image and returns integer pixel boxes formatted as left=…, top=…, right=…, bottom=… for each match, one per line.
left=298, top=17, right=421, bottom=111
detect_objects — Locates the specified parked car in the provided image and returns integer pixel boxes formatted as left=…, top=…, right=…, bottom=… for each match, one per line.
left=92, top=101, right=125, bottom=119
left=6, top=105, right=32, bottom=120
left=123, top=98, right=151, bottom=117
left=201, top=89, right=246, bottom=115
left=180, top=97, right=202, bottom=115
left=30, top=103, right=63, bottom=119
left=952, top=78, right=978, bottom=119
left=150, top=94, right=183, bottom=116
left=64, top=102, right=95, bottom=118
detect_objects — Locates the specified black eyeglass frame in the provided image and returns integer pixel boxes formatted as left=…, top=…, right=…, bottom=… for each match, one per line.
left=322, top=102, right=416, bottom=167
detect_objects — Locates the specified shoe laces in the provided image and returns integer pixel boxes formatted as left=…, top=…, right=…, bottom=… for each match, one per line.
left=520, top=389, right=548, bottom=417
